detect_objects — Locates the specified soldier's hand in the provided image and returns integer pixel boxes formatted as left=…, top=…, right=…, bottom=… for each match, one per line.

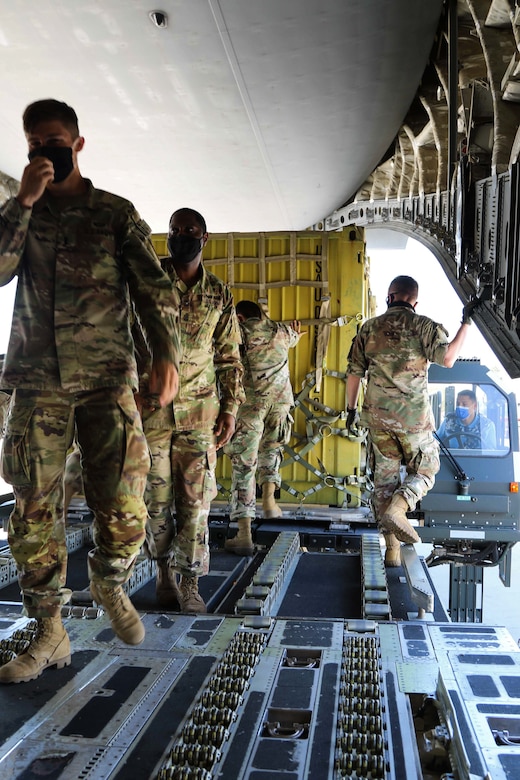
left=149, top=360, right=178, bottom=407
left=461, top=297, right=483, bottom=325
left=215, top=412, right=235, bottom=449
left=17, top=157, right=55, bottom=208
left=346, top=406, right=361, bottom=437
left=290, top=320, right=302, bottom=334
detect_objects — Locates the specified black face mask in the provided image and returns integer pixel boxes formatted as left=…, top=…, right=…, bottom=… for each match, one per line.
left=28, top=146, right=74, bottom=183
left=167, top=234, right=202, bottom=264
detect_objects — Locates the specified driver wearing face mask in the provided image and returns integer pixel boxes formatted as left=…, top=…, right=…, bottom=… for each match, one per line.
left=437, top=389, right=497, bottom=449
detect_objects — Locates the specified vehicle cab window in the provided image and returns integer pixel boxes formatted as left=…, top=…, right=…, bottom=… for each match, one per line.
left=431, top=382, right=510, bottom=457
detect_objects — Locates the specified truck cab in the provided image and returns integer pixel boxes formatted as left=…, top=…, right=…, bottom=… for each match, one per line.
left=418, top=359, right=520, bottom=576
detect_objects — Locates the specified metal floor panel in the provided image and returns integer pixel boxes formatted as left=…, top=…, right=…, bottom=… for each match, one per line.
left=2, top=534, right=520, bottom=779
left=0, top=607, right=242, bottom=779
left=0, top=604, right=519, bottom=780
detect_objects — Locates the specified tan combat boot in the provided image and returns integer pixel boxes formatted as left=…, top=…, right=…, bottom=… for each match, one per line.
left=262, top=482, right=283, bottom=518
left=178, top=576, right=207, bottom=614
left=91, top=582, right=145, bottom=645
left=0, top=615, right=71, bottom=684
left=225, top=517, right=254, bottom=556
left=155, top=559, right=180, bottom=608
left=382, top=532, right=401, bottom=567
left=381, top=493, right=420, bottom=544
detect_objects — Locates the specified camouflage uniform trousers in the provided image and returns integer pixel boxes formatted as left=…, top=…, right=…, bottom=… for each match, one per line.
left=143, top=428, right=217, bottom=577
left=367, top=428, right=440, bottom=524
left=0, top=390, right=11, bottom=436
left=225, top=400, right=293, bottom=520
left=1, top=387, right=150, bottom=618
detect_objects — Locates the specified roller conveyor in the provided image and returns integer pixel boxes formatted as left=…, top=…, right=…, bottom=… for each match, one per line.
left=1, top=601, right=520, bottom=779
left=0, top=519, right=518, bottom=779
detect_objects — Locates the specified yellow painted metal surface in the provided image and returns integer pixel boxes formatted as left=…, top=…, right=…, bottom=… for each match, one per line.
left=152, top=227, right=372, bottom=508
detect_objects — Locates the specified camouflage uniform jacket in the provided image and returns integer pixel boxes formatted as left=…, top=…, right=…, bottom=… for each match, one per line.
left=141, top=262, right=244, bottom=432
left=239, top=317, right=300, bottom=404
left=0, top=182, right=179, bottom=392
left=347, top=304, right=449, bottom=433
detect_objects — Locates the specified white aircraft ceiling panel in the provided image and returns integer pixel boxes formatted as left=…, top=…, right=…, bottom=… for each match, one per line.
left=0, top=0, right=443, bottom=232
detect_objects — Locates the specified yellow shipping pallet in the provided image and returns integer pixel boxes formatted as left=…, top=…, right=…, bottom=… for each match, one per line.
left=152, top=227, right=374, bottom=508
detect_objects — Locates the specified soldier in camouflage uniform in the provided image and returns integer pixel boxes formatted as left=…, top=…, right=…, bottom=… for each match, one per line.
left=0, top=99, right=179, bottom=684
left=138, top=207, right=244, bottom=613
left=346, top=275, right=474, bottom=566
left=224, top=301, right=302, bottom=555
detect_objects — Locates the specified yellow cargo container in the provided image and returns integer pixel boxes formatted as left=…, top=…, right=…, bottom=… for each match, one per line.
left=151, top=227, right=374, bottom=509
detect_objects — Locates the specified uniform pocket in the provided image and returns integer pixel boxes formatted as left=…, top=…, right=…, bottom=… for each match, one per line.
left=1, top=403, right=33, bottom=486
left=115, top=392, right=151, bottom=480
left=280, top=412, right=294, bottom=446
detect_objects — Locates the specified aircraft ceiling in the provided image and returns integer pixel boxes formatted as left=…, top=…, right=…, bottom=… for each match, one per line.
left=0, top=0, right=443, bottom=233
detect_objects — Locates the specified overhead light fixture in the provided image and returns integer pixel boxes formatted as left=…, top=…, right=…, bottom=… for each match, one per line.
left=149, top=11, right=168, bottom=29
